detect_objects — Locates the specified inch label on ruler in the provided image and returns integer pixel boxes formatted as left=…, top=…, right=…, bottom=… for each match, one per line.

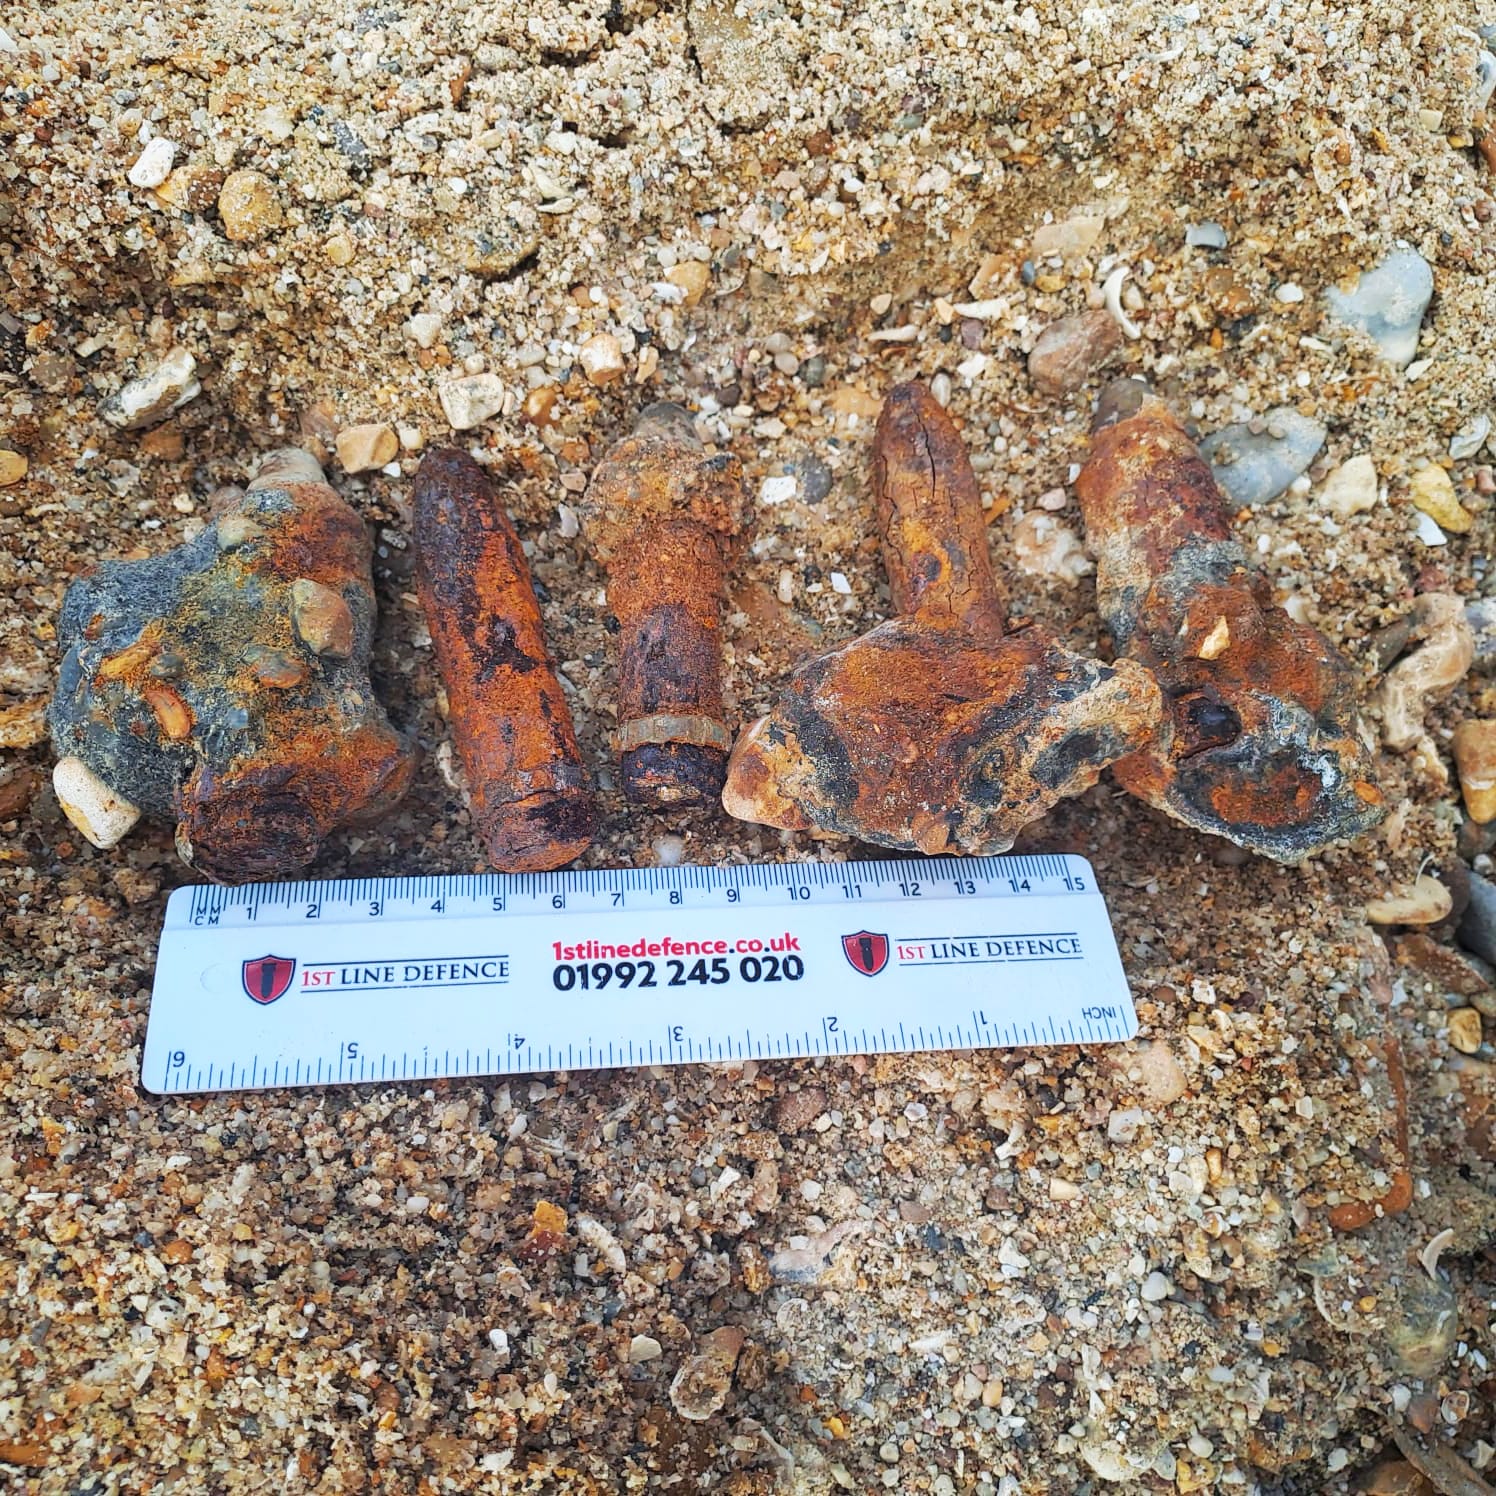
left=142, top=854, right=1137, bottom=1095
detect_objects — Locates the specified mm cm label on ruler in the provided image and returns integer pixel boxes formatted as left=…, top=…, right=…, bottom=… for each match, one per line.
left=143, top=854, right=1137, bottom=1096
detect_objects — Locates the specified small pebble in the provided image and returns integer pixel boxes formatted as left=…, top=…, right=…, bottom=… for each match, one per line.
left=760, top=474, right=797, bottom=506
left=99, top=347, right=201, bottom=430
left=1365, top=874, right=1453, bottom=926
left=1199, top=408, right=1326, bottom=507
left=1140, top=1271, right=1172, bottom=1302
left=628, top=1334, right=662, bottom=1363
left=1453, top=721, right=1496, bottom=823
left=0, top=449, right=27, bottom=487
left=127, top=137, right=177, bottom=189
left=1450, top=413, right=1492, bottom=461
left=1184, top=221, right=1227, bottom=249
left=1126, top=1040, right=1189, bottom=1106
left=218, top=169, right=284, bottom=242
left=1461, top=873, right=1496, bottom=966
left=1317, top=453, right=1378, bottom=517
left=405, top=313, right=444, bottom=349
left=290, top=578, right=354, bottom=659
left=1324, top=249, right=1434, bottom=368
left=51, top=757, right=141, bottom=849
left=1275, top=283, right=1305, bottom=304
left=324, top=232, right=355, bottom=267
left=335, top=423, right=398, bottom=475
left=579, top=332, right=625, bottom=386
left=664, top=260, right=710, bottom=307
left=1027, top=309, right=1122, bottom=395
left=437, top=373, right=506, bottom=431
left=1447, top=1007, right=1484, bottom=1054
left=1408, top=465, right=1472, bottom=535
left=1012, top=511, right=1092, bottom=585
left=652, top=833, right=685, bottom=866
left=791, top=456, right=833, bottom=504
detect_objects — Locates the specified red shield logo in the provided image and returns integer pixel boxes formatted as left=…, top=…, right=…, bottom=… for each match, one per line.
left=842, top=931, right=890, bottom=977
left=242, top=955, right=296, bottom=1005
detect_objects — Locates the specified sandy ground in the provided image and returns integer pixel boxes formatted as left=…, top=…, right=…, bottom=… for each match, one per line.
left=4, top=1, right=1496, bottom=1491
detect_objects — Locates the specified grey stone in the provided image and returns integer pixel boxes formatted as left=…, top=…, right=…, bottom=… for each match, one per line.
left=1460, top=872, right=1496, bottom=967
left=1324, top=249, right=1434, bottom=368
left=1467, top=598, right=1496, bottom=666
left=1199, top=408, right=1327, bottom=506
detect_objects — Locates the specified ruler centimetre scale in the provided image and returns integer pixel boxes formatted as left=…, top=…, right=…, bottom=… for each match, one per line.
left=142, top=854, right=1137, bottom=1096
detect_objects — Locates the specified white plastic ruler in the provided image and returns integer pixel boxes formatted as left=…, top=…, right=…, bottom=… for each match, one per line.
left=142, top=854, right=1136, bottom=1095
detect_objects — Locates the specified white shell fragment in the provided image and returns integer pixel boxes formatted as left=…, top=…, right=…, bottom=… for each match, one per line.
left=1185, top=222, right=1228, bottom=249
left=53, top=756, right=142, bottom=849
left=1450, top=413, right=1492, bottom=461
left=1364, top=874, right=1453, bottom=926
left=1102, top=265, right=1141, bottom=340
left=99, top=347, right=202, bottom=430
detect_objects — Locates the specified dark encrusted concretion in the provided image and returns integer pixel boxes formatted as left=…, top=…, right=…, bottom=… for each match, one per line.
left=49, top=450, right=415, bottom=881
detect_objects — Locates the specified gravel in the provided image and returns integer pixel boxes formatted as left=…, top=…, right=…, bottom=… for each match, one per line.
left=3, top=1, right=1496, bottom=1491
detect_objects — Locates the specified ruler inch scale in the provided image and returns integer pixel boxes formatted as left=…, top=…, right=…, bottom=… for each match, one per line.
left=143, top=854, right=1136, bottom=1096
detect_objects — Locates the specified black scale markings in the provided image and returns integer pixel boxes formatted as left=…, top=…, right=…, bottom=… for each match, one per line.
left=150, top=855, right=1131, bottom=1095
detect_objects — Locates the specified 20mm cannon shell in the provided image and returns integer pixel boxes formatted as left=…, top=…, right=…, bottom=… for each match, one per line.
left=1075, top=379, right=1384, bottom=861
left=413, top=449, right=597, bottom=872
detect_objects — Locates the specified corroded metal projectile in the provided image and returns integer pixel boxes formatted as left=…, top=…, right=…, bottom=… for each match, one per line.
left=1075, top=378, right=1384, bottom=861
left=413, top=448, right=597, bottom=872
left=723, top=382, right=1163, bottom=854
left=581, top=404, right=747, bottom=806
left=50, top=448, right=414, bottom=881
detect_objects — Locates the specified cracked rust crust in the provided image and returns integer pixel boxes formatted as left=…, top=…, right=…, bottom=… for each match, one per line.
left=724, top=617, right=1162, bottom=854
left=723, top=381, right=1164, bottom=854
left=413, top=448, right=597, bottom=872
left=50, top=454, right=415, bottom=883
left=873, top=381, right=1006, bottom=640
left=1076, top=379, right=1385, bottom=862
left=582, top=404, right=747, bottom=806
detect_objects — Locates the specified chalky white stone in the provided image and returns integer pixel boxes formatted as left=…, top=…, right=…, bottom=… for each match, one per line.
left=53, top=756, right=141, bottom=849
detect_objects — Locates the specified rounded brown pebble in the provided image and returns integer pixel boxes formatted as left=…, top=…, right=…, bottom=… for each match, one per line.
left=1028, top=309, right=1124, bottom=395
left=335, top=423, right=398, bottom=475
left=218, top=169, right=284, bottom=242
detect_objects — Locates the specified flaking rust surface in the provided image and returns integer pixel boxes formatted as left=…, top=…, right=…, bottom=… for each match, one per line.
left=3, top=1, right=1496, bottom=1492
left=413, top=448, right=597, bottom=872
left=724, top=384, right=1165, bottom=854
left=1076, top=384, right=1386, bottom=862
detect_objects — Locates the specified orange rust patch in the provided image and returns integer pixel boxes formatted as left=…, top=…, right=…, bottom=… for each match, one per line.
left=141, top=682, right=193, bottom=741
